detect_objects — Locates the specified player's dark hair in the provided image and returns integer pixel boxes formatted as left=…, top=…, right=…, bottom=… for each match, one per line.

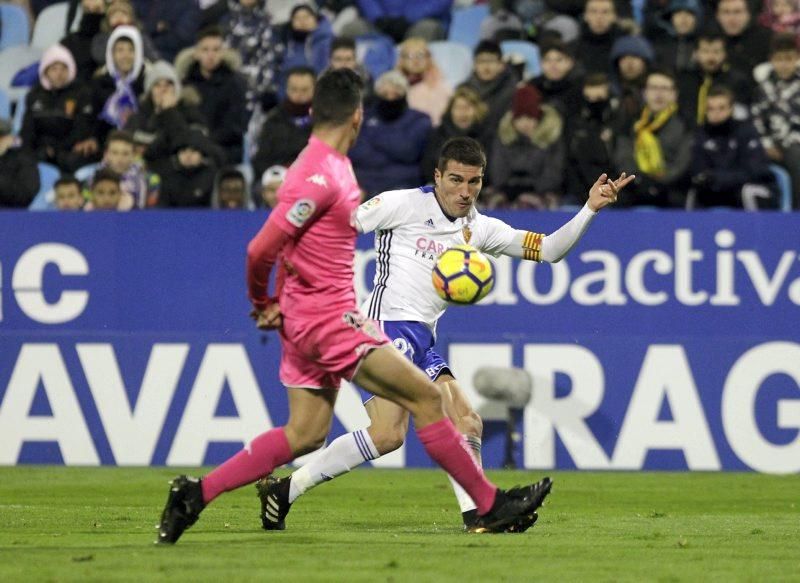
left=707, top=84, right=735, bottom=103
left=437, top=137, right=487, bottom=173
left=331, top=36, right=356, bottom=56
left=771, top=32, right=798, bottom=55
left=311, top=68, right=364, bottom=127
left=92, top=168, right=121, bottom=187
left=55, top=175, right=81, bottom=191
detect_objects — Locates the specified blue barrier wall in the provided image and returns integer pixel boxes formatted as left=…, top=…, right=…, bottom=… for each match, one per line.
left=1, top=210, right=799, bottom=472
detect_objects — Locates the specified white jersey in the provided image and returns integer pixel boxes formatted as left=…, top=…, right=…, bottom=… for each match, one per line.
left=355, top=186, right=519, bottom=330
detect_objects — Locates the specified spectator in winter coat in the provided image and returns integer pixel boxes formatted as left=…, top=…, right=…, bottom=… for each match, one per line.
left=90, top=1, right=160, bottom=68
left=610, top=35, right=655, bottom=123
left=677, top=32, right=753, bottom=128
left=125, top=60, right=208, bottom=165
left=150, top=129, right=220, bottom=207
left=529, top=40, right=584, bottom=119
left=575, top=0, right=624, bottom=74
left=614, top=70, right=692, bottom=207
left=564, top=74, right=620, bottom=202
left=251, top=66, right=314, bottom=187
left=278, top=4, right=333, bottom=84
left=486, top=84, right=565, bottom=209
left=652, top=0, right=702, bottom=75
left=460, top=40, right=519, bottom=148
left=396, top=37, right=452, bottom=127
left=759, top=0, right=800, bottom=39
left=21, top=44, right=99, bottom=172
left=131, top=0, right=200, bottom=62
left=60, top=0, right=106, bottom=83
left=713, top=0, right=773, bottom=78
left=421, top=86, right=488, bottom=182
left=0, top=119, right=39, bottom=208
left=350, top=70, right=432, bottom=197
left=91, top=26, right=146, bottom=147
left=690, top=85, right=776, bottom=208
left=751, top=33, right=800, bottom=208
left=177, top=26, right=248, bottom=164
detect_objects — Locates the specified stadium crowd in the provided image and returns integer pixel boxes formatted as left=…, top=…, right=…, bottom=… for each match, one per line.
left=0, top=0, right=798, bottom=211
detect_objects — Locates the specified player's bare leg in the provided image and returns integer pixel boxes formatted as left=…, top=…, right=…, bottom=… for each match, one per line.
left=353, top=344, right=551, bottom=533
left=157, top=387, right=337, bottom=543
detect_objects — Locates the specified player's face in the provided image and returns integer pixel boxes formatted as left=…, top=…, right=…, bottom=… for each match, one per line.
left=705, top=95, right=733, bottom=125
left=434, top=161, right=483, bottom=218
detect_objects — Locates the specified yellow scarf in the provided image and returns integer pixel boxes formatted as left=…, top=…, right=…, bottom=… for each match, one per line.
left=634, top=104, right=677, bottom=177
left=697, top=74, right=713, bottom=125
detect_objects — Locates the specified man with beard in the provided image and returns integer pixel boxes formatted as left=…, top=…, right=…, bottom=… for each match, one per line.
left=349, top=71, right=431, bottom=197
left=252, top=66, right=315, bottom=183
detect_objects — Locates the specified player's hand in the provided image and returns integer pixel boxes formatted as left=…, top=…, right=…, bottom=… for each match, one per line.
left=588, top=172, right=635, bottom=211
left=250, top=304, right=282, bottom=330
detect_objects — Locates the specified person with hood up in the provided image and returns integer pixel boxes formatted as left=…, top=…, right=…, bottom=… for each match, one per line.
left=0, top=118, right=40, bottom=208
left=20, top=44, right=99, bottom=172
left=529, top=39, right=584, bottom=119
left=486, top=84, right=565, bottom=208
left=91, top=1, right=160, bottom=68
left=349, top=70, right=432, bottom=197
left=150, top=128, right=222, bottom=207
left=125, top=60, right=208, bottom=163
left=91, top=25, right=146, bottom=146
left=278, top=3, right=333, bottom=81
left=652, top=0, right=703, bottom=74
left=610, top=35, right=655, bottom=123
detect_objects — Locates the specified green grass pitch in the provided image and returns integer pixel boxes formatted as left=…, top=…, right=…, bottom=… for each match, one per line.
left=0, top=467, right=798, bottom=582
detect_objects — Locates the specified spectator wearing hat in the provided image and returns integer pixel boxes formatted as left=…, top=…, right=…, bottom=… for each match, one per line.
left=652, top=0, right=703, bottom=74
left=150, top=129, right=221, bottom=207
left=90, top=1, right=160, bottom=68
left=259, top=165, right=286, bottom=208
left=177, top=26, right=249, bottom=164
left=713, top=0, right=773, bottom=79
left=396, top=37, right=452, bottom=127
left=529, top=40, right=584, bottom=119
left=251, top=66, right=315, bottom=187
left=90, top=25, right=147, bottom=147
left=21, top=44, right=99, bottom=172
left=575, top=0, right=625, bottom=75
left=349, top=70, right=432, bottom=197
left=460, top=40, right=519, bottom=146
left=610, top=35, right=655, bottom=123
left=421, top=86, right=488, bottom=181
left=486, top=84, right=565, bottom=209
left=125, top=60, right=207, bottom=164
left=0, top=118, right=40, bottom=208
left=131, top=0, right=200, bottom=63
left=677, top=31, right=752, bottom=128
left=278, top=3, right=333, bottom=81
left=614, top=70, right=692, bottom=207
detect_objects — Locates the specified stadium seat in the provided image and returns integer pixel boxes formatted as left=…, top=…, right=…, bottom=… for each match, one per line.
left=355, top=33, right=396, bottom=81
left=11, top=89, right=27, bottom=133
left=500, top=40, right=541, bottom=80
left=31, top=2, right=70, bottom=51
left=428, top=41, right=473, bottom=88
left=769, top=164, right=793, bottom=212
left=0, top=87, right=9, bottom=120
left=0, top=4, right=30, bottom=50
left=29, top=163, right=60, bottom=211
left=74, top=162, right=100, bottom=184
left=0, top=45, right=43, bottom=96
left=448, top=4, right=490, bottom=51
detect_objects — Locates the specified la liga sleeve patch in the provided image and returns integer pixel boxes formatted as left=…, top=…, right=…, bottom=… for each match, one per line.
left=286, top=199, right=317, bottom=228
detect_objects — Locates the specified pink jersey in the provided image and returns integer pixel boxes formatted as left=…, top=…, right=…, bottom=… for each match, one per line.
left=269, top=136, right=362, bottom=313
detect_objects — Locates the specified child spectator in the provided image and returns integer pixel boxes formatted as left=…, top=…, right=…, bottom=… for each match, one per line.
left=690, top=85, right=776, bottom=208
left=84, top=167, right=132, bottom=211
left=259, top=165, right=286, bottom=209
left=21, top=44, right=99, bottom=172
left=98, top=130, right=158, bottom=208
left=487, top=84, right=565, bottom=209
left=614, top=70, right=692, bottom=207
left=0, top=118, right=39, bottom=208
left=529, top=40, right=583, bottom=119
left=150, top=129, right=220, bottom=207
left=396, top=37, right=452, bottom=127
left=213, top=167, right=249, bottom=209
left=178, top=26, right=248, bottom=164
left=752, top=33, right=800, bottom=208
left=92, top=26, right=146, bottom=146
left=54, top=175, right=86, bottom=211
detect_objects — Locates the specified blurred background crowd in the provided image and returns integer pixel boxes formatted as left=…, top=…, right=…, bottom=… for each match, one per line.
left=0, top=0, right=798, bottom=212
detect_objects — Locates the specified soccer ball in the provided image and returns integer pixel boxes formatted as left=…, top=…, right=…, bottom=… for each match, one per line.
left=432, top=245, right=495, bottom=305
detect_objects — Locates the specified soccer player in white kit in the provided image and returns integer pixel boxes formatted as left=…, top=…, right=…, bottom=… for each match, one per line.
left=258, top=137, right=633, bottom=531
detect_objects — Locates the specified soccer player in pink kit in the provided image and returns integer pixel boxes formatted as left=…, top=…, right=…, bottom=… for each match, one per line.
left=156, top=69, right=552, bottom=544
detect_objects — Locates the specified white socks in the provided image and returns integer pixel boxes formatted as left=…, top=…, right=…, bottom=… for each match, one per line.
left=447, top=435, right=482, bottom=513
left=288, top=429, right=379, bottom=503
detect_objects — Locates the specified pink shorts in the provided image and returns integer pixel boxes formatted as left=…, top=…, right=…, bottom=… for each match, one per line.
left=279, top=308, right=389, bottom=389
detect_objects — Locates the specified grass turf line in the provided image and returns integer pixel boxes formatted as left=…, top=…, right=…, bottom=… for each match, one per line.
left=0, top=468, right=798, bottom=582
